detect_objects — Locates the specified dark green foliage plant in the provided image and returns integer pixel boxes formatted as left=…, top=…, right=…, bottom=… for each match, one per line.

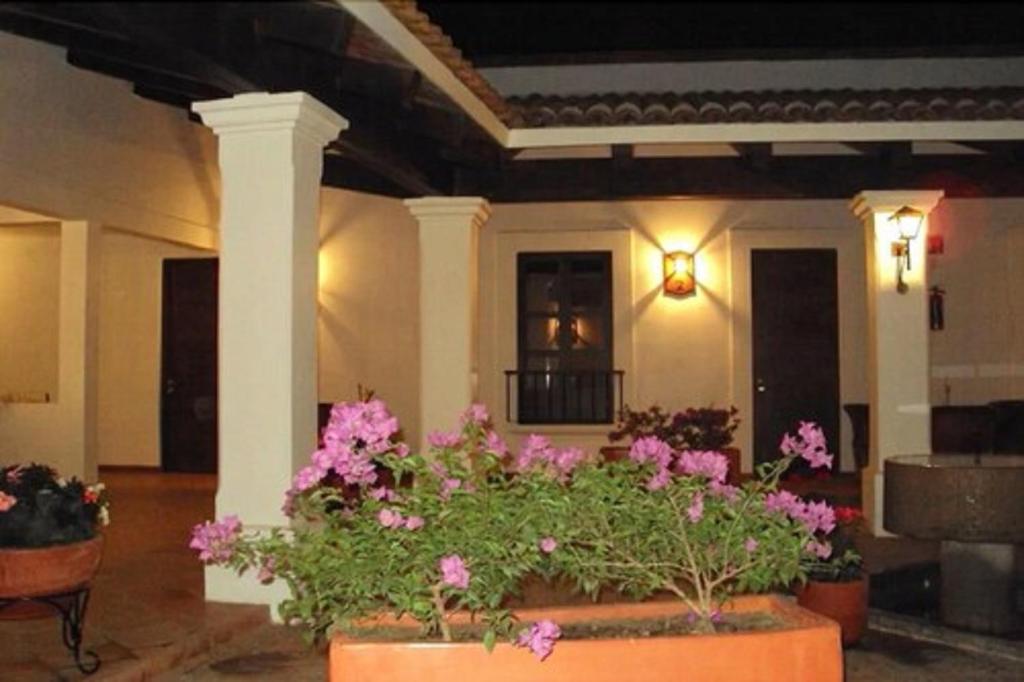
left=0, top=463, right=109, bottom=548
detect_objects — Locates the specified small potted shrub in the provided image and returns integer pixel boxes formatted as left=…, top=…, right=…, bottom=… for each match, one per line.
left=0, top=463, right=110, bottom=610
left=192, top=401, right=841, bottom=682
left=608, top=404, right=741, bottom=482
left=794, top=504, right=868, bottom=646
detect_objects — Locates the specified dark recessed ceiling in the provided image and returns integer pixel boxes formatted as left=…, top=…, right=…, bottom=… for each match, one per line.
left=417, top=2, right=1024, bottom=66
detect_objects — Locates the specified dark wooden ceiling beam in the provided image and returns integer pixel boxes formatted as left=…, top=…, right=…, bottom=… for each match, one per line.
left=459, top=155, right=1024, bottom=202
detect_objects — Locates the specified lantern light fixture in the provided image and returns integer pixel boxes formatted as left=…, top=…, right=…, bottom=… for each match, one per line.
left=888, top=205, right=925, bottom=294
left=663, top=250, right=695, bottom=297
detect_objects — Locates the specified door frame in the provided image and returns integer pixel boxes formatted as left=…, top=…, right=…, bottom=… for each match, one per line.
left=728, top=226, right=868, bottom=474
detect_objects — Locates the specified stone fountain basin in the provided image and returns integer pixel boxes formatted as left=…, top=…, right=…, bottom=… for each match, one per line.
left=884, top=454, right=1024, bottom=543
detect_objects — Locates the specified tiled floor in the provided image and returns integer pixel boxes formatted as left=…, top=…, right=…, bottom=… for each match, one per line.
left=0, top=470, right=266, bottom=681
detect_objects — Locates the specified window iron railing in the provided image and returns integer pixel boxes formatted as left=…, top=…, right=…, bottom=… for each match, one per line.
left=504, top=370, right=624, bottom=425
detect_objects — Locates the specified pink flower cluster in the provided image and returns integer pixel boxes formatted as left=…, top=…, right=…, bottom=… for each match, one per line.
left=516, top=435, right=588, bottom=478
left=285, top=400, right=405, bottom=511
left=427, top=430, right=462, bottom=449
left=764, top=491, right=836, bottom=537
left=0, top=491, right=17, bottom=512
left=461, top=403, right=490, bottom=426
left=439, top=554, right=470, bottom=590
left=676, top=450, right=729, bottom=483
left=189, top=515, right=242, bottom=564
left=516, top=619, right=562, bottom=661
left=377, top=508, right=424, bottom=531
left=780, top=421, right=833, bottom=469
left=628, top=436, right=675, bottom=490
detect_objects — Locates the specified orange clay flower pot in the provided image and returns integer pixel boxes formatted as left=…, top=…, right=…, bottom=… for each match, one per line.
left=795, top=575, right=868, bottom=646
left=329, top=594, right=842, bottom=682
left=0, top=535, right=104, bottom=620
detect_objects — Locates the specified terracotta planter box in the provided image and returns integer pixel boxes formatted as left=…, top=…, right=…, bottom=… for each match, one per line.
left=0, top=535, right=104, bottom=620
left=795, top=576, right=868, bottom=646
left=329, top=594, right=841, bottom=682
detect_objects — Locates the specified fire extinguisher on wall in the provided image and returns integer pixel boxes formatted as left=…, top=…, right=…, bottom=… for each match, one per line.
left=929, top=285, right=945, bottom=331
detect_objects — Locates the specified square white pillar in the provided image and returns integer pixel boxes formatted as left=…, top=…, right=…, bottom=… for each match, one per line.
left=193, top=92, right=346, bottom=605
left=405, top=197, right=491, bottom=449
left=58, top=220, right=100, bottom=482
left=850, top=190, right=944, bottom=535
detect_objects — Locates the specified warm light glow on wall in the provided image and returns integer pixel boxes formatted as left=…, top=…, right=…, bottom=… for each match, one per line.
left=663, top=250, right=695, bottom=297
left=875, top=208, right=927, bottom=293
left=318, top=249, right=332, bottom=295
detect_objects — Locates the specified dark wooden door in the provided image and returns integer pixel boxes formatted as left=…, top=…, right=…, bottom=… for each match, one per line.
left=160, top=258, right=218, bottom=473
left=751, top=249, right=840, bottom=469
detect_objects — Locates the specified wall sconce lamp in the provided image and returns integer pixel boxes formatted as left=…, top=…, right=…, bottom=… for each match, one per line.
left=888, top=206, right=924, bottom=294
left=663, top=250, right=695, bottom=297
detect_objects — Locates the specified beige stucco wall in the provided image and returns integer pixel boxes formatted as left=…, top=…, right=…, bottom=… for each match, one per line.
left=480, top=199, right=870, bottom=472
left=928, top=199, right=1024, bottom=404
left=318, top=188, right=421, bottom=447
left=0, top=32, right=219, bottom=475
left=0, top=223, right=61, bottom=400
left=97, top=231, right=215, bottom=467
left=0, top=32, right=219, bottom=249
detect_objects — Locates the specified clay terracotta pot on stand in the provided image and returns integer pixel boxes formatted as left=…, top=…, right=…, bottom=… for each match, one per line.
left=795, top=574, right=868, bottom=646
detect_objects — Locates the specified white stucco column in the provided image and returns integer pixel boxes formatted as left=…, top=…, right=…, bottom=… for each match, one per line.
left=404, top=197, right=491, bottom=449
left=193, top=92, right=346, bottom=605
left=850, top=190, right=944, bottom=535
left=58, top=220, right=100, bottom=482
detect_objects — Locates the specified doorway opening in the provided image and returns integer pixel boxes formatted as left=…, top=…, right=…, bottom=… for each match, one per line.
left=751, top=249, right=840, bottom=473
left=160, top=258, right=218, bottom=473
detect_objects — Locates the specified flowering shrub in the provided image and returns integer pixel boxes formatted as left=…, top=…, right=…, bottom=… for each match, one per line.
left=191, top=399, right=838, bottom=659
left=0, top=463, right=110, bottom=548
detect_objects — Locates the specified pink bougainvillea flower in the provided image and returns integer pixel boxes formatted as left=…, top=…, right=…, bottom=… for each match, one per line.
left=686, top=492, right=705, bottom=523
left=677, top=450, right=729, bottom=484
left=393, top=442, right=411, bottom=458
left=404, top=516, right=425, bottom=531
left=517, top=434, right=555, bottom=471
left=439, top=554, right=470, bottom=590
left=708, top=480, right=739, bottom=501
left=516, top=619, right=562, bottom=661
left=427, top=430, right=462, bottom=449
left=779, top=421, right=833, bottom=469
left=764, top=490, right=803, bottom=516
left=645, top=467, right=672, bottom=491
left=744, top=537, right=759, bottom=553
left=257, top=557, right=276, bottom=584
left=369, top=486, right=397, bottom=502
left=0, top=491, right=17, bottom=512
left=795, top=500, right=837, bottom=535
left=805, top=539, right=833, bottom=559
left=629, top=436, right=674, bottom=469
left=461, top=403, right=490, bottom=426
left=440, top=478, right=462, bottom=501
left=484, top=430, right=508, bottom=456
left=539, top=537, right=558, bottom=553
left=189, top=515, right=242, bottom=564
left=553, top=446, right=587, bottom=477
left=377, top=508, right=405, bottom=529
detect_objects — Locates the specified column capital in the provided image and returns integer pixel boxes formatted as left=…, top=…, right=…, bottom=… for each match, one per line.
left=850, top=190, right=944, bottom=220
left=192, top=91, right=348, bottom=147
left=404, top=196, right=492, bottom=228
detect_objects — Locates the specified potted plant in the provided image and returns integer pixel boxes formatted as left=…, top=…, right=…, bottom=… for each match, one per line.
left=192, top=401, right=841, bottom=682
left=794, top=504, right=868, bottom=646
left=0, top=463, right=109, bottom=605
left=607, top=404, right=742, bottom=482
